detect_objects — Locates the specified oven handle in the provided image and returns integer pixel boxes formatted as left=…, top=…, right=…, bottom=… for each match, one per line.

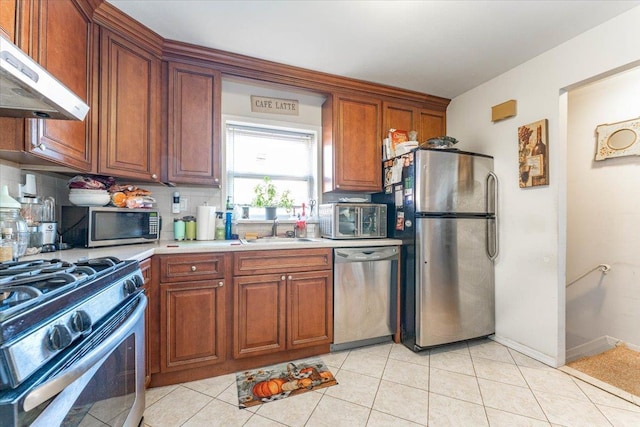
left=23, top=294, right=147, bottom=412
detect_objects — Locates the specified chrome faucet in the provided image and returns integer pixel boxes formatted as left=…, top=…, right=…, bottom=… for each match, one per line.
left=271, top=217, right=278, bottom=237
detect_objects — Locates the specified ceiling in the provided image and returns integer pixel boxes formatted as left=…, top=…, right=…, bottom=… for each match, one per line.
left=107, top=0, right=640, bottom=99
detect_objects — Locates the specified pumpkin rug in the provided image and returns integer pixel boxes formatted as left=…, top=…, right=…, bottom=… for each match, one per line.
left=235, top=358, right=338, bottom=408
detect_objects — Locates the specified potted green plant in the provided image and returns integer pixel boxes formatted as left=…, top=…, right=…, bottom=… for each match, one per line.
left=252, top=177, right=293, bottom=220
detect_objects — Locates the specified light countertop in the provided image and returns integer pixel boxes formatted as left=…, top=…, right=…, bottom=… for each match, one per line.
left=23, top=238, right=402, bottom=263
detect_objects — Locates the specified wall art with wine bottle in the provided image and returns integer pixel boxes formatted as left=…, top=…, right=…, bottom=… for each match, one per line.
left=518, top=119, right=549, bottom=188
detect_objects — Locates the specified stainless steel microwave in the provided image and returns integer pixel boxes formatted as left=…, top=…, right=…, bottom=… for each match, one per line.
left=318, top=203, right=387, bottom=239
left=61, top=206, right=160, bottom=248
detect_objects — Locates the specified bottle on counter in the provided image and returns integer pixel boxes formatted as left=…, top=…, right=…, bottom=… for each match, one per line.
left=225, top=211, right=233, bottom=240
left=215, top=212, right=225, bottom=240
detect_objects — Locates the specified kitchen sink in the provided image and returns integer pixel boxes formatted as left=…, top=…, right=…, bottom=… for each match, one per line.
left=240, top=237, right=323, bottom=244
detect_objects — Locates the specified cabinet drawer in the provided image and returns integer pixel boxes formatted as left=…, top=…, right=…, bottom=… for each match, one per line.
left=233, top=249, right=332, bottom=276
left=159, top=254, right=225, bottom=282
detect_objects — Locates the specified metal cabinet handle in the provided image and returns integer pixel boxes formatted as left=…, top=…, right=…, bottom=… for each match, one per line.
left=218, top=281, right=224, bottom=287
left=191, top=266, right=197, bottom=272
left=288, top=275, right=292, bottom=280
left=281, top=275, right=286, bottom=281
left=151, top=174, right=158, bottom=180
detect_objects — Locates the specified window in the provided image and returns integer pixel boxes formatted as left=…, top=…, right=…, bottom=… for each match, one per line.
left=225, top=120, right=318, bottom=218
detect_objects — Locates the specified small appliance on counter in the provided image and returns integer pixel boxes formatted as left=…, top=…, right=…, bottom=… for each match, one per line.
left=40, top=196, right=57, bottom=252
left=318, top=203, right=387, bottom=239
left=60, top=206, right=160, bottom=248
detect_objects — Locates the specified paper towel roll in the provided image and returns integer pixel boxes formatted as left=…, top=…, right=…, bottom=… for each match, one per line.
left=196, top=205, right=217, bottom=240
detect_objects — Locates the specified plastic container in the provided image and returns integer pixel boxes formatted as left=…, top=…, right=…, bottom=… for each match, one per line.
left=173, top=218, right=185, bottom=241
left=184, top=216, right=196, bottom=240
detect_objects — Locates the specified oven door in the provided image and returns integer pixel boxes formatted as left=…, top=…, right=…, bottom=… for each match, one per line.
left=16, top=293, right=146, bottom=427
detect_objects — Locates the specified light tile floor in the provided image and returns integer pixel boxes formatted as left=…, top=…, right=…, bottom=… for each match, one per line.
left=143, top=338, right=640, bottom=427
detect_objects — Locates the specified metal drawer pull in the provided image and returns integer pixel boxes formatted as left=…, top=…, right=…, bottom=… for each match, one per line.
left=281, top=275, right=285, bottom=280
left=218, top=281, right=224, bottom=287
left=191, top=266, right=197, bottom=272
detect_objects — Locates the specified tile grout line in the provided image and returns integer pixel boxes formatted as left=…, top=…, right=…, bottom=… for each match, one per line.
left=509, top=351, right=554, bottom=426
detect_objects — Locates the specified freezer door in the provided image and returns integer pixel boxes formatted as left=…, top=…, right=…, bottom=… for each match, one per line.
left=414, top=149, right=495, bottom=215
left=415, top=217, right=495, bottom=347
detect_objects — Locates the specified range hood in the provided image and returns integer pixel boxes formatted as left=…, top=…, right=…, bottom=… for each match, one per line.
left=0, top=35, right=89, bottom=121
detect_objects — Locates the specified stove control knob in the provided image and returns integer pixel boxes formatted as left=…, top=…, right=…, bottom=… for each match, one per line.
left=132, top=274, right=144, bottom=288
left=48, top=325, right=73, bottom=351
left=123, top=278, right=138, bottom=295
left=70, top=310, right=92, bottom=334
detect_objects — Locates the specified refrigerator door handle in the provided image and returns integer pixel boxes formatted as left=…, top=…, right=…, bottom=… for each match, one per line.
left=487, top=172, right=499, bottom=260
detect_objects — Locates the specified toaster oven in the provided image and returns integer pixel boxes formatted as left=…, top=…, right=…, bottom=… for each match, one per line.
left=318, top=203, right=387, bottom=239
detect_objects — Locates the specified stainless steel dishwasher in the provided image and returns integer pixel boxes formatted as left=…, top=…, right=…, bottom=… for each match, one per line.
left=331, top=246, right=399, bottom=351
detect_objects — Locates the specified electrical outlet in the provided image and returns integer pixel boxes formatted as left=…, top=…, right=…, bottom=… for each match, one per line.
left=180, top=198, right=188, bottom=211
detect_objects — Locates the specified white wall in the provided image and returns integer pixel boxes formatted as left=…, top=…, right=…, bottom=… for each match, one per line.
left=0, top=159, right=73, bottom=220
left=446, top=6, right=640, bottom=366
left=566, top=66, right=640, bottom=351
left=222, top=78, right=326, bottom=125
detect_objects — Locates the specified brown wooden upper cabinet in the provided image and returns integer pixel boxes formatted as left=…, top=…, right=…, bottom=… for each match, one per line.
left=0, top=0, right=95, bottom=171
left=418, top=109, right=446, bottom=142
left=97, top=27, right=161, bottom=182
left=0, top=0, right=17, bottom=41
left=383, top=101, right=447, bottom=144
left=322, top=93, right=383, bottom=193
left=26, top=0, right=95, bottom=171
left=165, top=61, right=221, bottom=186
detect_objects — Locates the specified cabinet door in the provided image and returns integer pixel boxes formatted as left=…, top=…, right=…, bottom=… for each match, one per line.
left=166, top=62, right=221, bottom=185
left=383, top=101, right=417, bottom=137
left=233, top=274, right=286, bottom=359
left=418, top=109, right=446, bottom=141
left=99, top=27, right=160, bottom=182
left=25, top=0, right=94, bottom=171
left=160, top=280, right=226, bottom=372
left=0, top=0, right=17, bottom=41
left=322, top=93, right=382, bottom=192
left=287, top=270, right=333, bottom=349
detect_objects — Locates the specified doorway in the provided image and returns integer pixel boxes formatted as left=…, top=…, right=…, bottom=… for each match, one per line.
left=564, top=65, right=640, bottom=402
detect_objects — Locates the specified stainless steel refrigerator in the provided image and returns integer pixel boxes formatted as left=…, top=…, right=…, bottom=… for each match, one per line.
left=373, top=147, right=498, bottom=350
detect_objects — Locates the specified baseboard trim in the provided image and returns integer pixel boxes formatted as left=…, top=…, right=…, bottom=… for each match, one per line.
left=489, top=334, right=558, bottom=367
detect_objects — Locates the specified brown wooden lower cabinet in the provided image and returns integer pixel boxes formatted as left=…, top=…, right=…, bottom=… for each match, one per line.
left=233, top=274, right=286, bottom=358
left=287, top=270, right=333, bottom=350
left=233, top=269, right=332, bottom=359
left=148, top=250, right=333, bottom=388
left=160, top=280, right=226, bottom=371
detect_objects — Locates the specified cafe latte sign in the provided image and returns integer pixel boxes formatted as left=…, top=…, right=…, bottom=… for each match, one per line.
left=251, top=96, right=299, bottom=116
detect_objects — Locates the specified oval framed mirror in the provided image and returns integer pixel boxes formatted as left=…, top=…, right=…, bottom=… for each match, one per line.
left=595, top=117, right=640, bottom=161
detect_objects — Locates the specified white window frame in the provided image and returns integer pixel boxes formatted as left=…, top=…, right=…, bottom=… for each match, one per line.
left=222, top=114, right=322, bottom=219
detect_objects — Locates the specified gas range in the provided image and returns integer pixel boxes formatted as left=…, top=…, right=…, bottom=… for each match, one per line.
left=0, top=256, right=143, bottom=390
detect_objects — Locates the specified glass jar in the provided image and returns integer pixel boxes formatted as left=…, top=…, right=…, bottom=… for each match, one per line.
left=0, top=186, right=29, bottom=261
